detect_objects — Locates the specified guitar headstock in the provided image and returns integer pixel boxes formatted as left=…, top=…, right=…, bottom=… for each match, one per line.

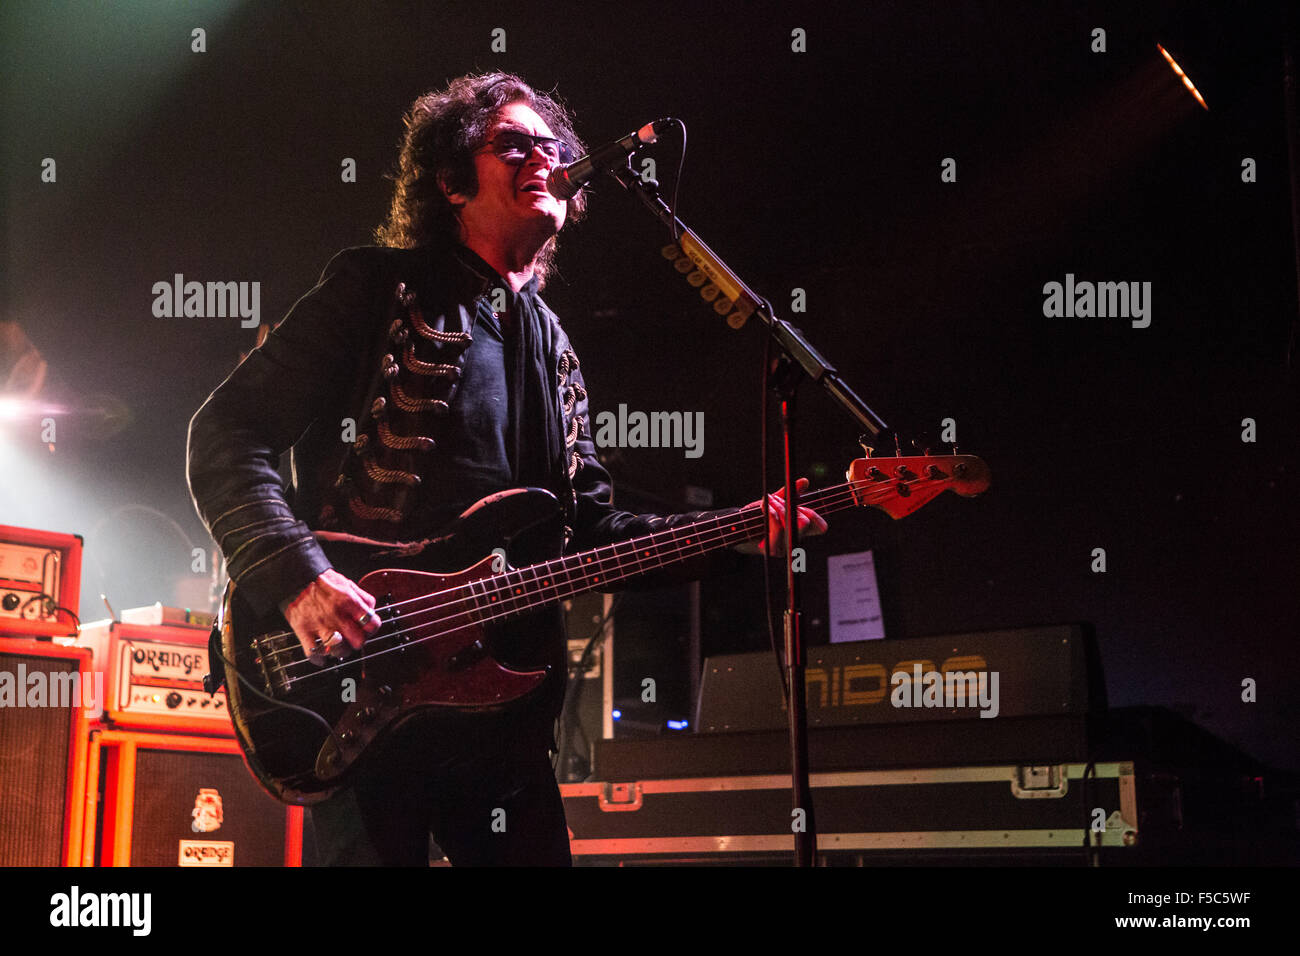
left=845, top=454, right=991, bottom=519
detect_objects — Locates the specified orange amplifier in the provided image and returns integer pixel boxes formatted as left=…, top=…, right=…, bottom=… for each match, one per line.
left=83, top=729, right=304, bottom=867
left=78, top=620, right=232, bottom=735
left=0, top=525, right=83, bottom=638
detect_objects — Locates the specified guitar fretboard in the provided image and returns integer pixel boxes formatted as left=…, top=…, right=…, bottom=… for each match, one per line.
left=460, top=481, right=857, bottom=621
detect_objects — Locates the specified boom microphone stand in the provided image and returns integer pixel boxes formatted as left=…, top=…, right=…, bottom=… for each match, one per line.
left=607, top=162, right=890, bottom=866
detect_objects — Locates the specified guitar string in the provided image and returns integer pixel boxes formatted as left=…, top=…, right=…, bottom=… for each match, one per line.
left=267, top=470, right=944, bottom=649
left=262, top=478, right=869, bottom=669
left=266, top=491, right=831, bottom=663
left=263, top=482, right=841, bottom=654
left=255, top=474, right=962, bottom=689
left=264, top=475, right=946, bottom=686
left=266, top=475, right=934, bottom=685
left=373, top=471, right=946, bottom=623
left=274, top=484, right=865, bottom=690
left=262, top=481, right=875, bottom=686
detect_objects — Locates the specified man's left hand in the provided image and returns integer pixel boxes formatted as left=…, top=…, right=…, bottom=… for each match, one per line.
left=736, top=477, right=828, bottom=556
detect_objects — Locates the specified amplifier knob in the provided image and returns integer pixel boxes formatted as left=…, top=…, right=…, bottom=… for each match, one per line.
left=165, top=691, right=182, bottom=709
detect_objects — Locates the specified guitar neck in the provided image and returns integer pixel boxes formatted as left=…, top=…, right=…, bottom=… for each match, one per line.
left=465, top=480, right=862, bottom=620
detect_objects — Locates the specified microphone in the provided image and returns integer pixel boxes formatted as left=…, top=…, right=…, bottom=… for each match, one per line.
left=546, top=119, right=672, bottom=200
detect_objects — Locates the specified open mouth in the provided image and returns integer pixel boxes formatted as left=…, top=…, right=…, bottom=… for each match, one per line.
left=519, top=179, right=548, bottom=193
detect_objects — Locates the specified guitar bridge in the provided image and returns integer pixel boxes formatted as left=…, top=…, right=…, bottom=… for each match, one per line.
left=252, top=633, right=295, bottom=696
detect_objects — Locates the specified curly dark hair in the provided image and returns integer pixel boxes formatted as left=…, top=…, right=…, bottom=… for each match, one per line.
left=374, top=73, right=588, bottom=285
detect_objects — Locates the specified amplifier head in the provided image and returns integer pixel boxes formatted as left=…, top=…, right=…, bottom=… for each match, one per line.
left=77, top=620, right=230, bottom=735
left=0, top=525, right=83, bottom=637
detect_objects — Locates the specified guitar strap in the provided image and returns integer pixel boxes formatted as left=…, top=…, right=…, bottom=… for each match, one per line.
left=311, top=527, right=452, bottom=559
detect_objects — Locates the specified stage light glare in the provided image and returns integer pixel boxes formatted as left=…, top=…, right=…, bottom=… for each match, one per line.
left=0, top=395, right=68, bottom=423
left=1157, top=43, right=1209, bottom=110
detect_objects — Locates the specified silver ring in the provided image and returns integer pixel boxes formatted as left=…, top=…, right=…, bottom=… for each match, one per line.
left=357, top=611, right=377, bottom=627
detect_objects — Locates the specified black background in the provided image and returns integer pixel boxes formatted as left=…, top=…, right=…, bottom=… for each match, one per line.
left=2, top=0, right=1296, bottom=771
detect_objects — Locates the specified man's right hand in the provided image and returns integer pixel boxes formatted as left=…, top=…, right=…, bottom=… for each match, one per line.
left=281, top=568, right=381, bottom=664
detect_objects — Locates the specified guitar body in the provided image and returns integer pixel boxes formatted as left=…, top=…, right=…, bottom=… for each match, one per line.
left=220, top=488, right=568, bottom=805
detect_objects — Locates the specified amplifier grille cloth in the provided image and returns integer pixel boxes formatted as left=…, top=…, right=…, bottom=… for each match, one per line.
left=0, top=653, right=74, bottom=866
left=129, top=748, right=288, bottom=866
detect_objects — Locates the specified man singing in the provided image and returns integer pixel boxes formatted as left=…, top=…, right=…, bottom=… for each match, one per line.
left=187, top=72, right=824, bottom=865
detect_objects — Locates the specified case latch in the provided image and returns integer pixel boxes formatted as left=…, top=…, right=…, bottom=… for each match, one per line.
left=1010, top=765, right=1068, bottom=798
left=598, top=781, right=643, bottom=812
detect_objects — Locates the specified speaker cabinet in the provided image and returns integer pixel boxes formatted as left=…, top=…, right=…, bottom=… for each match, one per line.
left=0, top=637, right=92, bottom=865
left=84, top=729, right=304, bottom=867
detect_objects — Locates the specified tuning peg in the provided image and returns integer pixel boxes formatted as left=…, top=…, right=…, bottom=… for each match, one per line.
left=858, top=435, right=875, bottom=458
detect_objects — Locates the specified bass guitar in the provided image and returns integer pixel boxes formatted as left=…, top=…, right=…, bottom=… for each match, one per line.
left=213, top=454, right=990, bottom=804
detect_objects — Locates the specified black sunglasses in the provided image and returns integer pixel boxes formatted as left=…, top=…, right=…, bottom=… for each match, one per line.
left=483, top=129, right=575, bottom=166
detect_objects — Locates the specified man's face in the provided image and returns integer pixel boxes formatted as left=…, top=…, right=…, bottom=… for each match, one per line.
left=452, top=102, right=569, bottom=250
